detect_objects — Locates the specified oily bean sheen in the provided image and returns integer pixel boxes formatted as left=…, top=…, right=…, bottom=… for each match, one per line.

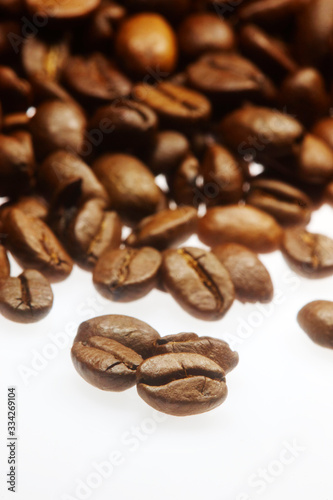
left=136, top=353, right=228, bottom=416
left=297, top=301, right=333, bottom=349
left=71, top=337, right=143, bottom=391
left=126, top=207, right=197, bottom=250
left=0, top=245, right=10, bottom=279
left=161, top=247, right=235, bottom=320
left=2, top=209, right=73, bottom=282
left=115, top=13, right=178, bottom=78
left=93, top=247, right=162, bottom=302
left=133, top=82, right=211, bottom=130
left=0, top=269, right=53, bottom=323
left=246, top=179, right=312, bottom=226
left=282, top=228, right=333, bottom=278
left=212, top=243, right=273, bottom=303
left=198, top=206, right=282, bottom=253
left=24, top=0, right=101, bottom=20
left=152, top=333, right=239, bottom=374
left=92, top=154, right=164, bottom=223
left=74, top=315, right=160, bottom=359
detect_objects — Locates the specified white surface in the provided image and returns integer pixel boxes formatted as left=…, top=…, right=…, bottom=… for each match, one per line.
left=1, top=205, right=333, bottom=500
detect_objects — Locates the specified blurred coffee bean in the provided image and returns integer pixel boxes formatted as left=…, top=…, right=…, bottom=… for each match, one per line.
left=246, top=179, right=312, bottom=226
left=92, top=154, right=164, bottom=223
left=0, top=66, right=32, bottom=112
left=0, top=245, right=10, bottom=279
left=170, top=154, right=200, bottom=206
left=0, top=269, right=53, bottom=323
left=238, top=0, right=304, bottom=28
left=144, top=131, right=190, bottom=175
left=22, top=35, right=69, bottom=82
left=198, top=205, right=282, bottom=252
left=295, top=134, right=333, bottom=185
left=126, top=207, right=197, bottom=250
left=86, top=2, right=127, bottom=49
left=312, top=117, right=333, bottom=151
left=115, top=13, right=178, bottom=79
left=298, top=301, right=333, bottom=349
left=93, top=247, right=162, bottom=302
left=212, top=243, right=273, bottom=303
left=24, top=0, right=102, bottom=20
left=0, top=131, right=35, bottom=196
left=2, top=112, right=30, bottom=133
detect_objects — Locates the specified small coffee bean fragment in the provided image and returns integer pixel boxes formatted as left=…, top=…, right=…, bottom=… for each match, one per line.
left=93, top=247, right=162, bottom=302
left=212, top=243, right=273, bottom=303
left=282, top=228, right=333, bottom=278
left=136, top=353, right=228, bottom=416
left=153, top=333, right=239, bottom=373
left=0, top=269, right=53, bottom=323
left=297, top=301, right=333, bottom=349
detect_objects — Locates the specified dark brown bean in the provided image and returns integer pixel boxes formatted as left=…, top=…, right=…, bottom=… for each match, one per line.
left=295, top=134, right=333, bottom=185
left=136, top=353, right=228, bottom=416
left=93, top=247, right=162, bottom=302
left=0, top=269, right=53, bottom=323
left=86, top=2, right=127, bottom=48
left=170, top=153, right=200, bottom=206
left=0, top=131, right=35, bottom=196
left=161, top=247, right=235, bottom=320
left=297, top=301, right=333, bottom=349
left=144, top=130, right=190, bottom=175
left=212, top=243, right=273, bottom=303
left=126, top=207, right=197, bottom=250
left=282, top=227, right=333, bottom=278
left=74, top=315, right=160, bottom=359
left=198, top=205, right=282, bottom=253
left=71, top=337, right=143, bottom=391
left=0, top=244, right=10, bottom=279
left=152, top=333, right=239, bottom=373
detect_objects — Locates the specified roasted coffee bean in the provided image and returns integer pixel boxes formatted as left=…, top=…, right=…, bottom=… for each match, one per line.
left=63, top=53, right=131, bottom=105
left=0, top=196, right=48, bottom=227
left=92, top=154, right=165, bottom=223
left=126, top=207, right=197, bottom=250
left=0, top=131, right=35, bottom=196
left=0, top=66, right=32, bottom=113
left=199, top=205, right=282, bottom=253
left=295, top=134, right=333, bottom=185
left=136, top=353, right=228, bottom=416
left=246, top=179, right=312, bottom=226
left=2, top=112, right=30, bottom=133
left=280, top=68, right=330, bottom=126
left=312, top=117, right=333, bottom=151
left=282, top=227, right=333, bottom=278
left=74, top=315, right=160, bottom=359
left=0, top=269, right=53, bottom=323
left=22, top=35, right=69, bottom=83
left=30, top=100, right=87, bottom=160
left=115, top=13, right=178, bottom=78
left=133, top=82, right=211, bottom=130
left=170, top=154, right=200, bottom=206
left=89, top=100, right=158, bottom=151
left=62, top=199, right=122, bottom=270
left=178, top=13, right=235, bottom=59
left=238, top=24, right=298, bottom=82
left=297, top=301, right=333, bottom=349
left=161, top=247, right=235, bottom=320
left=2, top=209, right=73, bottom=282
left=219, top=105, right=304, bottom=160
left=200, top=144, right=243, bottom=206
left=212, top=243, right=273, bottom=303
left=0, top=245, right=10, bottom=279
left=186, top=53, right=276, bottom=105
left=152, top=333, right=239, bottom=373
left=144, top=130, right=190, bottom=175
left=238, top=0, right=303, bottom=28
left=24, top=0, right=101, bottom=20
left=86, top=2, right=127, bottom=48
left=71, top=336, right=143, bottom=391
left=93, top=247, right=162, bottom=301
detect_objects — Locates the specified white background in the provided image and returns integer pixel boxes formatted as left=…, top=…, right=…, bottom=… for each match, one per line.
left=0, top=204, right=333, bottom=500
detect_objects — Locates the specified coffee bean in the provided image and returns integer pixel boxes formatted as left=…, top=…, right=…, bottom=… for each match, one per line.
left=144, top=130, right=190, bottom=175
left=71, top=336, right=143, bottom=391
left=295, top=134, right=333, bottom=185
left=152, top=333, right=239, bottom=373
left=115, top=13, right=178, bottom=78
left=86, top=2, right=127, bottom=49
left=74, top=315, right=160, bottom=359
left=212, top=243, right=273, bottom=303
left=24, top=0, right=101, bottom=20
left=30, top=100, right=87, bottom=160
left=0, top=244, right=10, bottom=279
left=0, top=196, right=48, bottom=231
left=170, top=153, right=200, bottom=206
left=133, top=82, right=211, bottom=130
left=198, top=205, right=282, bottom=253
left=246, top=179, right=312, bottom=226
left=0, top=131, right=35, bottom=196
left=186, top=53, right=276, bottom=105
left=136, top=353, right=228, bottom=416
left=312, top=117, right=333, bottom=151
left=200, top=144, right=243, bottom=206
left=92, top=154, right=165, bottom=223
left=297, top=301, right=333, bottom=349
left=161, top=247, right=235, bottom=320
left=0, top=269, right=53, bottom=323
left=282, top=227, right=333, bottom=278
left=178, top=13, right=235, bottom=59
left=238, top=0, right=302, bottom=28
left=2, top=208, right=73, bottom=282
left=126, top=207, right=197, bottom=250
left=2, top=112, right=30, bottom=133
left=93, top=247, right=162, bottom=302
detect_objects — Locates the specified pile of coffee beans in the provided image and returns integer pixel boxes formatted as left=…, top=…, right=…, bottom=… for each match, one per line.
left=71, top=315, right=238, bottom=416
left=1, top=0, right=333, bottom=411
